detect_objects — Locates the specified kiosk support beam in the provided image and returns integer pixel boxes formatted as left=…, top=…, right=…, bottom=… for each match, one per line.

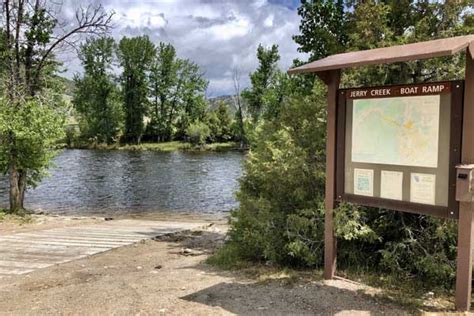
left=456, top=49, right=474, bottom=311
left=321, top=69, right=341, bottom=280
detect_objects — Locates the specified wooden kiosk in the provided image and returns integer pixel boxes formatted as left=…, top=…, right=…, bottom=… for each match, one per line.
left=288, top=35, right=474, bottom=311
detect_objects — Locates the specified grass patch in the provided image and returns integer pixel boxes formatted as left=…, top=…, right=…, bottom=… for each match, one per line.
left=0, top=209, right=34, bottom=225
left=71, top=141, right=241, bottom=152
left=207, top=242, right=454, bottom=312
left=206, top=242, right=252, bottom=270
left=338, top=268, right=454, bottom=311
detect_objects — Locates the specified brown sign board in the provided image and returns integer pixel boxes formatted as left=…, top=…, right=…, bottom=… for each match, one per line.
left=346, top=82, right=451, bottom=99
left=289, top=37, right=474, bottom=311
left=336, top=81, right=464, bottom=219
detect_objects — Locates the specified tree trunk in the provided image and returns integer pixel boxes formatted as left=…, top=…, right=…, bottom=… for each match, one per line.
left=18, top=169, right=27, bottom=208
left=9, top=163, right=22, bottom=212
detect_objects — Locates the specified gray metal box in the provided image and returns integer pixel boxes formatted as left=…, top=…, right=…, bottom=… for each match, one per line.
left=455, top=164, right=474, bottom=202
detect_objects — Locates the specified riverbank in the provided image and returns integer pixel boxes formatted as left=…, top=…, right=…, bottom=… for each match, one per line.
left=1, top=214, right=464, bottom=313
left=68, top=141, right=244, bottom=152
left=0, top=215, right=414, bottom=315
left=0, top=211, right=104, bottom=235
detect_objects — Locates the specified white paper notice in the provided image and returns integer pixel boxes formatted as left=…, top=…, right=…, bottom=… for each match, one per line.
left=380, top=171, right=403, bottom=200
left=354, top=168, right=374, bottom=196
left=410, top=173, right=436, bottom=205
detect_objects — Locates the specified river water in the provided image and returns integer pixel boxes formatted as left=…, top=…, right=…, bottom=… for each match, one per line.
left=0, top=149, right=244, bottom=216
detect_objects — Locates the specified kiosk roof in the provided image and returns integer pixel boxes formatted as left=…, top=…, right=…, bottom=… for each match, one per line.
left=288, top=35, right=474, bottom=75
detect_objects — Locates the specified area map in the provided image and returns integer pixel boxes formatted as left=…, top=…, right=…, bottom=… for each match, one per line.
left=351, top=95, right=440, bottom=168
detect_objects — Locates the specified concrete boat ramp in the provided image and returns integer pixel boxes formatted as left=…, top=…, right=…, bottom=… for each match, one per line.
left=0, top=219, right=205, bottom=277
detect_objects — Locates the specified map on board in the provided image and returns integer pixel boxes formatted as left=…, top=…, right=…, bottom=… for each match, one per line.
left=351, top=95, right=440, bottom=168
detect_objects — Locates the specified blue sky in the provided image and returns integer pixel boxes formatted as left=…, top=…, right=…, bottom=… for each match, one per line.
left=60, top=0, right=307, bottom=97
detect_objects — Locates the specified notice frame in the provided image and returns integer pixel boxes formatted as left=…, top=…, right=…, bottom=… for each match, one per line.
left=335, top=81, right=464, bottom=219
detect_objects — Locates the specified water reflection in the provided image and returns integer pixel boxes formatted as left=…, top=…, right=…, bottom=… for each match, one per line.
left=0, top=150, right=244, bottom=216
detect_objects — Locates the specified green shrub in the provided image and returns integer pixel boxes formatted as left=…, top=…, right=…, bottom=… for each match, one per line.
left=186, top=121, right=210, bottom=146
left=212, top=83, right=459, bottom=292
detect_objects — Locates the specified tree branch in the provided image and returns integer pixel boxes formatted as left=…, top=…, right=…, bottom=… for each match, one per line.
left=34, top=4, right=114, bottom=78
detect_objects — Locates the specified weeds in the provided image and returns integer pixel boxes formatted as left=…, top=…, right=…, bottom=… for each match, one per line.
left=0, top=209, right=34, bottom=225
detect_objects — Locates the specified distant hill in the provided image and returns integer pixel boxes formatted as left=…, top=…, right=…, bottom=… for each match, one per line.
left=207, top=95, right=245, bottom=114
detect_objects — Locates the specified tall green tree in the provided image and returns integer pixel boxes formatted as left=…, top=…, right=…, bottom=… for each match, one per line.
left=292, top=0, right=347, bottom=62
left=174, top=59, right=208, bottom=139
left=117, top=36, right=156, bottom=144
left=74, top=37, right=122, bottom=144
left=0, top=1, right=112, bottom=212
left=242, top=44, right=281, bottom=122
left=148, top=42, right=178, bottom=141
left=206, top=101, right=233, bottom=142
left=147, top=42, right=207, bottom=141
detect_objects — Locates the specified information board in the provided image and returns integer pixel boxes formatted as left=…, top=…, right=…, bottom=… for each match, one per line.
left=336, top=81, right=464, bottom=218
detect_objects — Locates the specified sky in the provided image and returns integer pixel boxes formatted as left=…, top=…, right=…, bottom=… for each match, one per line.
left=59, top=0, right=307, bottom=97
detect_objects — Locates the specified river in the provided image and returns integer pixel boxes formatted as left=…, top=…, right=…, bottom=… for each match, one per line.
left=0, top=149, right=244, bottom=216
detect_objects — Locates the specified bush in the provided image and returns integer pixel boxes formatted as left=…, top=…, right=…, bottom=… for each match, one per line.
left=185, top=121, right=210, bottom=146
left=64, top=124, right=80, bottom=148
left=212, top=83, right=458, bottom=292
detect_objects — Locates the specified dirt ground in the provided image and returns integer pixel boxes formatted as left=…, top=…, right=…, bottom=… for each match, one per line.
left=0, top=217, right=416, bottom=316
left=0, top=214, right=102, bottom=235
left=0, top=211, right=225, bottom=236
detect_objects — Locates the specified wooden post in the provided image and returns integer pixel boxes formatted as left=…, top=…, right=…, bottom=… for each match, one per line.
left=455, top=48, right=474, bottom=311
left=321, top=70, right=341, bottom=280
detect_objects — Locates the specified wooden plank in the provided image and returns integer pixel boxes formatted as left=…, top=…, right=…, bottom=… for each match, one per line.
left=288, top=35, right=474, bottom=74
left=322, top=69, right=341, bottom=280
left=455, top=48, right=474, bottom=312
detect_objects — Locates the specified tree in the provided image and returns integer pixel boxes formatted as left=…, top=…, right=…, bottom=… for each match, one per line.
left=232, top=68, right=246, bottom=147
left=206, top=101, right=233, bottom=142
left=0, top=1, right=113, bottom=212
left=186, top=121, right=210, bottom=146
left=117, top=36, right=156, bottom=144
left=217, top=0, right=474, bottom=290
left=74, top=37, right=122, bottom=144
left=147, top=42, right=208, bottom=141
left=148, top=42, right=178, bottom=141
left=292, top=0, right=347, bottom=62
left=0, top=98, right=65, bottom=197
left=242, top=44, right=281, bottom=122
left=174, top=59, right=208, bottom=139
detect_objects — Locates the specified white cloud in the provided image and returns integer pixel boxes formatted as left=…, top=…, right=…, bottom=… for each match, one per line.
left=58, top=0, right=308, bottom=96
left=206, top=15, right=251, bottom=41
left=263, top=14, right=274, bottom=28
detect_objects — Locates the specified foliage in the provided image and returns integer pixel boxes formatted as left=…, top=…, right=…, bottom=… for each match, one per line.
left=147, top=42, right=208, bottom=141
left=225, top=84, right=328, bottom=266
left=118, top=36, right=156, bottom=144
left=79, top=141, right=238, bottom=152
left=293, top=0, right=347, bottom=61
left=0, top=98, right=65, bottom=189
left=64, top=125, right=80, bottom=148
left=206, top=101, right=233, bottom=142
left=186, top=121, right=211, bottom=146
left=0, top=209, right=33, bottom=223
left=0, top=1, right=112, bottom=212
left=215, top=0, right=474, bottom=293
left=71, top=37, right=210, bottom=145
left=242, top=44, right=282, bottom=122
left=74, top=37, right=122, bottom=144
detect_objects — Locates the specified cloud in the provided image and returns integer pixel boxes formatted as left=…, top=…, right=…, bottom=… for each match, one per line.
left=58, top=0, right=307, bottom=96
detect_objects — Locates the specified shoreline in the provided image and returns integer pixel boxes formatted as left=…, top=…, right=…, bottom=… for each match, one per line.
left=64, top=141, right=247, bottom=153
left=0, top=211, right=453, bottom=312
left=0, top=210, right=228, bottom=236
left=0, top=214, right=412, bottom=314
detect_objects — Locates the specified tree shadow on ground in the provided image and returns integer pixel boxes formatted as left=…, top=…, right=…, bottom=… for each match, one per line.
left=180, top=278, right=410, bottom=315
left=154, top=230, right=418, bottom=314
